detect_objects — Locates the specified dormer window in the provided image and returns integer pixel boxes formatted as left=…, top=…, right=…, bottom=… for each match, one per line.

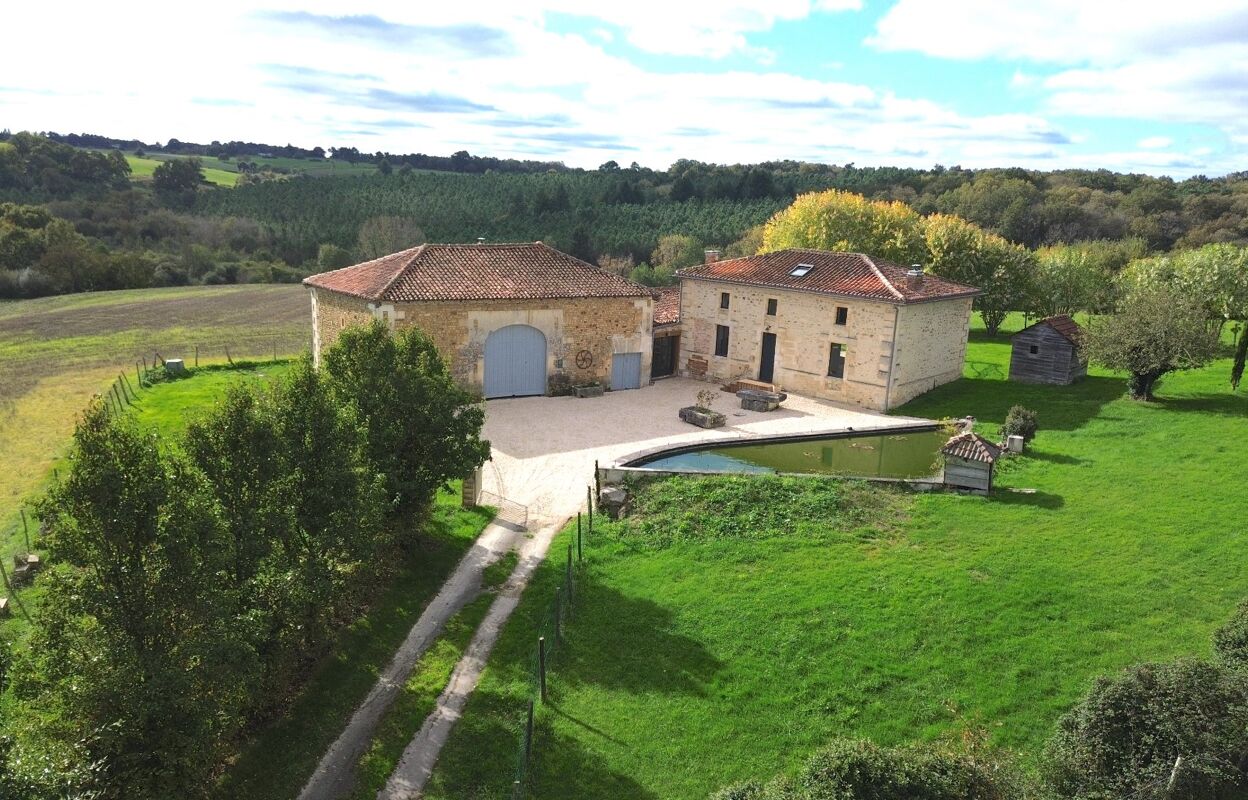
left=790, top=263, right=814, bottom=277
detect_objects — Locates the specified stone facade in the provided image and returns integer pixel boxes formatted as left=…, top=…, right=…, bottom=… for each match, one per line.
left=676, top=278, right=972, bottom=411
left=309, top=288, right=653, bottom=393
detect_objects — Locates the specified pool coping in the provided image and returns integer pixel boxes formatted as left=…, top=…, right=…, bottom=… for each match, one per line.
left=600, top=420, right=947, bottom=489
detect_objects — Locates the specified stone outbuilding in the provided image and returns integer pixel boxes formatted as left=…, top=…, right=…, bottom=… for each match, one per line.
left=674, top=249, right=981, bottom=410
left=304, top=242, right=654, bottom=398
left=941, top=432, right=1001, bottom=494
left=1008, top=314, right=1086, bottom=385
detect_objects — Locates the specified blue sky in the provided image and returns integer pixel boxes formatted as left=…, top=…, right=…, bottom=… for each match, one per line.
left=3, top=0, right=1245, bottom=176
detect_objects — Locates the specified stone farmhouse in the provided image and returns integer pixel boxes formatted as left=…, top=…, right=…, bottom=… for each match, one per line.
left=303, top=242, right=980, bottom=410
left=675, top=249, right=980, bottom=410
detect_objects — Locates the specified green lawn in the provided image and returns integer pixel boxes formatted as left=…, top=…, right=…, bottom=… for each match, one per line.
left=426, top=313, right=1248, bottom=800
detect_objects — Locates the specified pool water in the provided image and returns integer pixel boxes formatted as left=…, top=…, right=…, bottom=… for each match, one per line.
left=632, top=428, right=947, bottom=479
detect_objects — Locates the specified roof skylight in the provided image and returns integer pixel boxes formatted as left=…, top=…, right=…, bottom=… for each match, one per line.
left=790, top=263, right=814, bottom=277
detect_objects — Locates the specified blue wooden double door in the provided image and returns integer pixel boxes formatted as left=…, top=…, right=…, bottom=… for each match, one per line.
left=483, top=324, right=547, bottom=398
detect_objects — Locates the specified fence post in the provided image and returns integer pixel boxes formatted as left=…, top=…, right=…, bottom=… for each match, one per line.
left=0, top=559, right=30, bottom=621
left=194, top=344, right=199, bottom=367
left=566, top=546, right=573, bottom=608
left=20, top=509, right=30, bottom=551
left=587, top=486, right=593, bottom=532
left=577, top=512, right=582, bottom=561
left=513, top=780, right=522, bottom=800
left=538, top=636, right=547, bottom=702
left=554, top=588, right=562, bottom=643
left=136, top=361, right=143, bottom=387
left=525, top=700, right=534, bottom=757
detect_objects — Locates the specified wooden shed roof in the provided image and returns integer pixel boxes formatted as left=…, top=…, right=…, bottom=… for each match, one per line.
left=941, top=432, right=1002, bottom=464
left=1014, top=314, right=1083, bottom=347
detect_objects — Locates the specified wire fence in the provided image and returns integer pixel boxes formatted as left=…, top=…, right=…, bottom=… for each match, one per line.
left=2, top=349, right=296, bottom=622
left=510, top=486, right=598, bottom=798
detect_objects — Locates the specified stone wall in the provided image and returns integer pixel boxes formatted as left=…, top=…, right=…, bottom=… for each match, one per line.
left=310, top=288, right=376, bottom=366
left=310, top=288, right=653, bottom=392
left=889, top=296, right=974, bottom=407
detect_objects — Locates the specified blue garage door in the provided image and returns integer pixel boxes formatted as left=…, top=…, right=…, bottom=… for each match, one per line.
left=484, top=325, right=547, bottom=398
left=611, top=352, right=643, bottom=390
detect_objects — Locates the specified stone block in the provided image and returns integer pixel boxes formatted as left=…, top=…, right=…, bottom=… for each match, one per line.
left=679, top=406, right=726, bottom=428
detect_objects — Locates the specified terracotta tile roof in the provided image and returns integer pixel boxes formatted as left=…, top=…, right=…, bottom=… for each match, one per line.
left=304, top=242, right=652, bottom=302
left=653, top=286, right=681, bottom=326
left=677, top=249, right=980, bottom=304
left=1017, top=314, right=1083, bottom=346
left=941, top=432, right=1002, bottom=464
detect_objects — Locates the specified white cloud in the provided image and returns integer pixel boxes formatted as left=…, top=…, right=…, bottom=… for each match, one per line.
left=1138, top=136, right=1173, bottom=149
left=866, top=1, right=1248, bottom=171
left=0, top=0, right=1228, bottom=176
left=869, top=0, right=1248, bottom=65
left=539, top=0, right=861, bottom=59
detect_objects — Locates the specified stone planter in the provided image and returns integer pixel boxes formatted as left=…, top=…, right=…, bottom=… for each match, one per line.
left=679, top=406, right=726, bottom=429
left=575, top=384, right=604, bottom=398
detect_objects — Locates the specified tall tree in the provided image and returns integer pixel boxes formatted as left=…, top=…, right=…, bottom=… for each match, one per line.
left=922, top=213, right=1034, bottom=335
left=1082, top=286, right=1219, bottom=399
left=357, top=215, right=425, bottom=260
left=650, top=233, right=704, bottom=271
left=1121, top=243, right=1248, bottom=387
left=20, top=400, right=254, bottom=798
left=322, top=321, right=490, bottom=515
left=761, top=189, right=926, bottom=266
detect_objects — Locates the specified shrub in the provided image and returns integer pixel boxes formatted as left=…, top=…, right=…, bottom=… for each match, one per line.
left=1000, top=405, right=1039, bottom=443
left=1045, top=659, right=1248, bottom=799
left=708, top=739, right=1031, bottom=800
left=1213, top=599, right=1248, bottom=671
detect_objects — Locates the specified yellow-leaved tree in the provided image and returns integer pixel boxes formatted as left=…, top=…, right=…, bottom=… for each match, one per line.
left=760, top=189, right=926, bottom=265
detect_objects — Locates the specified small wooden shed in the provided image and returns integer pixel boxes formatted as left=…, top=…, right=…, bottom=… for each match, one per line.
left=1009, top=315, right=1086, bottom=385
left=941, top=432, right=1002, bottom=495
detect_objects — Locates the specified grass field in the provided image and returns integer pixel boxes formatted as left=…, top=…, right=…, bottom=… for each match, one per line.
left=425, top=314, right=1248, bottom=800
left=118, top=150, right=377, bottom=185
left=123, top=153, right=239, bottom=187
left=0, top=284, right=310, bottom=630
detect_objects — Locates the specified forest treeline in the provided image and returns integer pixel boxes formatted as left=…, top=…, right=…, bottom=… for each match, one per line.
left=3, top=130, right=1248, bottom=302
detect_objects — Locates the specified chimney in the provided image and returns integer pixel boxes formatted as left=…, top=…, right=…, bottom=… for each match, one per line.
left=906, top=264, right=925, bottom=290
left=704, top=249, right=720, bottom=264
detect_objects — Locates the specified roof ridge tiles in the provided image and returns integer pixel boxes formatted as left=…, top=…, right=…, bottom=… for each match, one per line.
left=859, top=253, right=905, bottom=300
left=376, top=243, right=428, bottom=303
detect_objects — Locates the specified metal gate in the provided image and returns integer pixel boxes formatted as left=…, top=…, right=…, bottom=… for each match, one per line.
left=483, top=325, right=547, bottom=398
left=611, top=352, right=643, bottom=390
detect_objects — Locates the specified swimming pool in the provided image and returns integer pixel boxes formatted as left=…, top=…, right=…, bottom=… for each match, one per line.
left=628, top=426, right=946, bottom=479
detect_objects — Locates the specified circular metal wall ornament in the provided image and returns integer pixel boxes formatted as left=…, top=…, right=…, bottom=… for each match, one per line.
left=575, top=349, right=594, bottom=369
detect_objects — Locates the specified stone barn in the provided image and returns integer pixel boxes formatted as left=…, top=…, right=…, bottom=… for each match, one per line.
left=1008, top=315, right=1086, bottom=385
left=304, top=242, right=654, bottom=398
